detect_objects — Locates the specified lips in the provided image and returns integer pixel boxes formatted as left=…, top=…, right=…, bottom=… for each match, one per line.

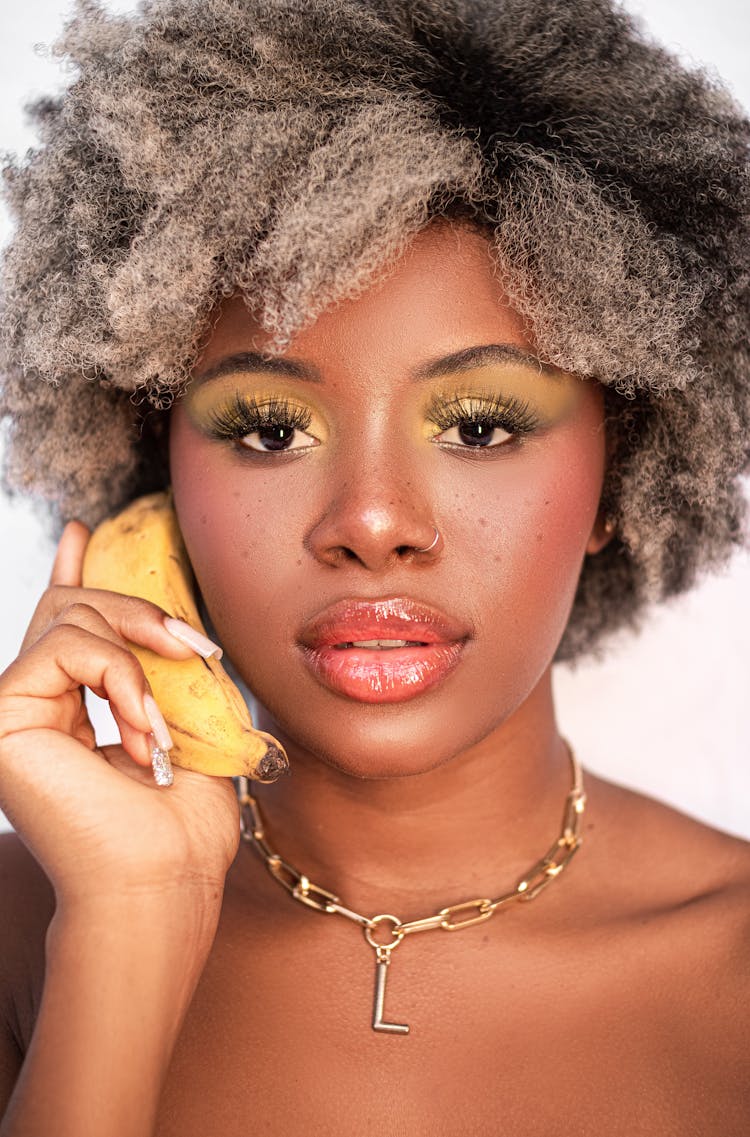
left=297, top=597, right=470, bottom=703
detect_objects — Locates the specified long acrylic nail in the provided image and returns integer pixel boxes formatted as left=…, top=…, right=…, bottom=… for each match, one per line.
left=163, top=616, right=223, bottom=659
left=149, top=732, right=174, bottom=787
left=143, top=692, right=174, bottom=751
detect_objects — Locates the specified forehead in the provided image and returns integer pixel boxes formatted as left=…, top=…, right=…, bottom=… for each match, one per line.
left=194, top=220, right=542, bottom=375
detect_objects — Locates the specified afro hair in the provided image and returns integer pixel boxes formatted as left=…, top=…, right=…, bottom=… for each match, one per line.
left=1, top=0, right=749, bottom=665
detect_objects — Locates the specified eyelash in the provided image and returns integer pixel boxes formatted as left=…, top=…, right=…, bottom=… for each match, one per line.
left=203, top=390, right=541, bottom=452
left=205, top=394, right=313, bottom=442
left=426, top=390, right=541, bottom=447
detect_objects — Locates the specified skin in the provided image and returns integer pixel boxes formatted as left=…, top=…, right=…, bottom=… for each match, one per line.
left=168, top=218, right=613, bottom=911
left=2, top=218, right=749, bottom=1136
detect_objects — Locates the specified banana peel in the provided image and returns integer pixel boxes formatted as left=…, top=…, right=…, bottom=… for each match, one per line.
left=81, top=490, right=288, bottom=782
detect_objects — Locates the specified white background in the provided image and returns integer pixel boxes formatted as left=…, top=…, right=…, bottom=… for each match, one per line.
left=1, top=0, right=748, bottom=837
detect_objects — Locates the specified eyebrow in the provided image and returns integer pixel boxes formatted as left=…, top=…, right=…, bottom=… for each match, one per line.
left=412, top=343, right=562, bottom=380
left=193, top=343, right=562, bottom=385
left=195, top=352, right=323, bottom=384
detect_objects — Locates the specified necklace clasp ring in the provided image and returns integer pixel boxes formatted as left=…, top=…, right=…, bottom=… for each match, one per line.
left=364, top=913, right=405, bottom=952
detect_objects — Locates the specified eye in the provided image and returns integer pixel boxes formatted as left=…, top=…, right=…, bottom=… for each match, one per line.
left=205, top=394, right=319, bottom=454
left=427, top=392, right=540, bottom=451
left=434, top=420, right=514, bottom=449
left=239, top=423, right=318, bottom=453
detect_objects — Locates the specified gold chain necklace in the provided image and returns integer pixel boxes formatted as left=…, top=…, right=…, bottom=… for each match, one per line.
left=236, top=737, right=585, bottom=1035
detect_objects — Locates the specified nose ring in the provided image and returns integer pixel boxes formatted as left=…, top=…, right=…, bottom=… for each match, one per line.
left=413, top=527, right=440, bottom=554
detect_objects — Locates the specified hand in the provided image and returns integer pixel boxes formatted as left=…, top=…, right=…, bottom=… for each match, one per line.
left=0, top=520, right=241, bottom=917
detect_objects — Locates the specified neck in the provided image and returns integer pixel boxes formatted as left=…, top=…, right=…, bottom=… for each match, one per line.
left=242, top=669, right=579, bottom=922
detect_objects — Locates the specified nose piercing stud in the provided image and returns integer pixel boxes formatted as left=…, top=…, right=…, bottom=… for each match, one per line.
left=413, top=527, right=440, bottom=554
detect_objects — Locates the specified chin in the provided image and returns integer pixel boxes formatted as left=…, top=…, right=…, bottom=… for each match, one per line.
left=249, top=694, right=497, bottom=781
left=319, top=745, right=452, bottom=781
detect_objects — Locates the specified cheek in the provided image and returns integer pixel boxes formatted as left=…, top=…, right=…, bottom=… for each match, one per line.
left=168, top=413, right=303, bottom=615
left=473, top=423, right=605, bottom=632
left=536, top=443, right=603, bottom=568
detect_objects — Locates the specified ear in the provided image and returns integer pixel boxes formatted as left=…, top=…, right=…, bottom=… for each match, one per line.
left=586, top=506, right=616, bottom=556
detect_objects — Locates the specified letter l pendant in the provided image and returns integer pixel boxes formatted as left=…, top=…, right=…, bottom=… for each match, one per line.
left=371, top=946, right=409, bottom=1034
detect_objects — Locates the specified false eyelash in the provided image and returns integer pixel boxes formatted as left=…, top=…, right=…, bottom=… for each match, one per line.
left=425, top=390, right=541, bottom=436
left=205, top=393, right=313, bottom=440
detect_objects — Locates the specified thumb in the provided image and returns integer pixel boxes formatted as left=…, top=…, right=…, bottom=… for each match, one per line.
left=49, top=520, right=92, bottom=588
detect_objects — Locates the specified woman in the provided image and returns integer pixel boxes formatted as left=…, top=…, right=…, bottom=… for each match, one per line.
left=0, top=0, right=748, bottom=1133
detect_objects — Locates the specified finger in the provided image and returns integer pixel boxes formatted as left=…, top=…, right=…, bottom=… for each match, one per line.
left=1, top=623, right=155, bottom=745
left=48, top=600, right=147, bottom=658
left=8, top=617, right=178, bottom=775
left=49, top=520, right=91, bottom=588
left=110, top=703, right=154, bottom=768
left=21, top=588, right=211, bottom=662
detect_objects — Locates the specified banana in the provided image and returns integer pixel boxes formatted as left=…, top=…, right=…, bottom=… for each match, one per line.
left=81, top=490, right=289, bottom=782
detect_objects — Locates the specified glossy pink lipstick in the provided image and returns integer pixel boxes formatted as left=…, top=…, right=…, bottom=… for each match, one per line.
left=297, top=597, right=470, bottom=703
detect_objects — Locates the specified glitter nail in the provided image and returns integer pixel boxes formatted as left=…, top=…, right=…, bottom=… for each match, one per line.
left=150, top=735, right=174, bottom=786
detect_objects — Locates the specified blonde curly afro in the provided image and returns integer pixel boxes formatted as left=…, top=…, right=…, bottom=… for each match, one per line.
left=1, top=0, right=749, bottom=664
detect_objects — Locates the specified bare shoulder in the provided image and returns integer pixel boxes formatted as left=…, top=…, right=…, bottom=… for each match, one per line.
left=582, top=770, right=750, bottom=1026
left=582, top=767, right=750, bottom=899
left=0, top=832, right=55, bottom=1053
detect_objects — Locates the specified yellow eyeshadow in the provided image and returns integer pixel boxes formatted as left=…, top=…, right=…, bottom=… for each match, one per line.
left=432, top=366, right=583, bottom=415
left=421, top=369, right=584, bottom=435
left=183, top=375, right=325, bottom=435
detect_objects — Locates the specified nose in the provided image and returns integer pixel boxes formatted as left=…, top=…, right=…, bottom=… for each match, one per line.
left=306, top=466, right=441, bottom=571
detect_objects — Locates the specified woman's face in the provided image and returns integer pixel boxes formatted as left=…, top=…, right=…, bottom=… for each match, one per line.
left=169, top=220, right=609, bottom=777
